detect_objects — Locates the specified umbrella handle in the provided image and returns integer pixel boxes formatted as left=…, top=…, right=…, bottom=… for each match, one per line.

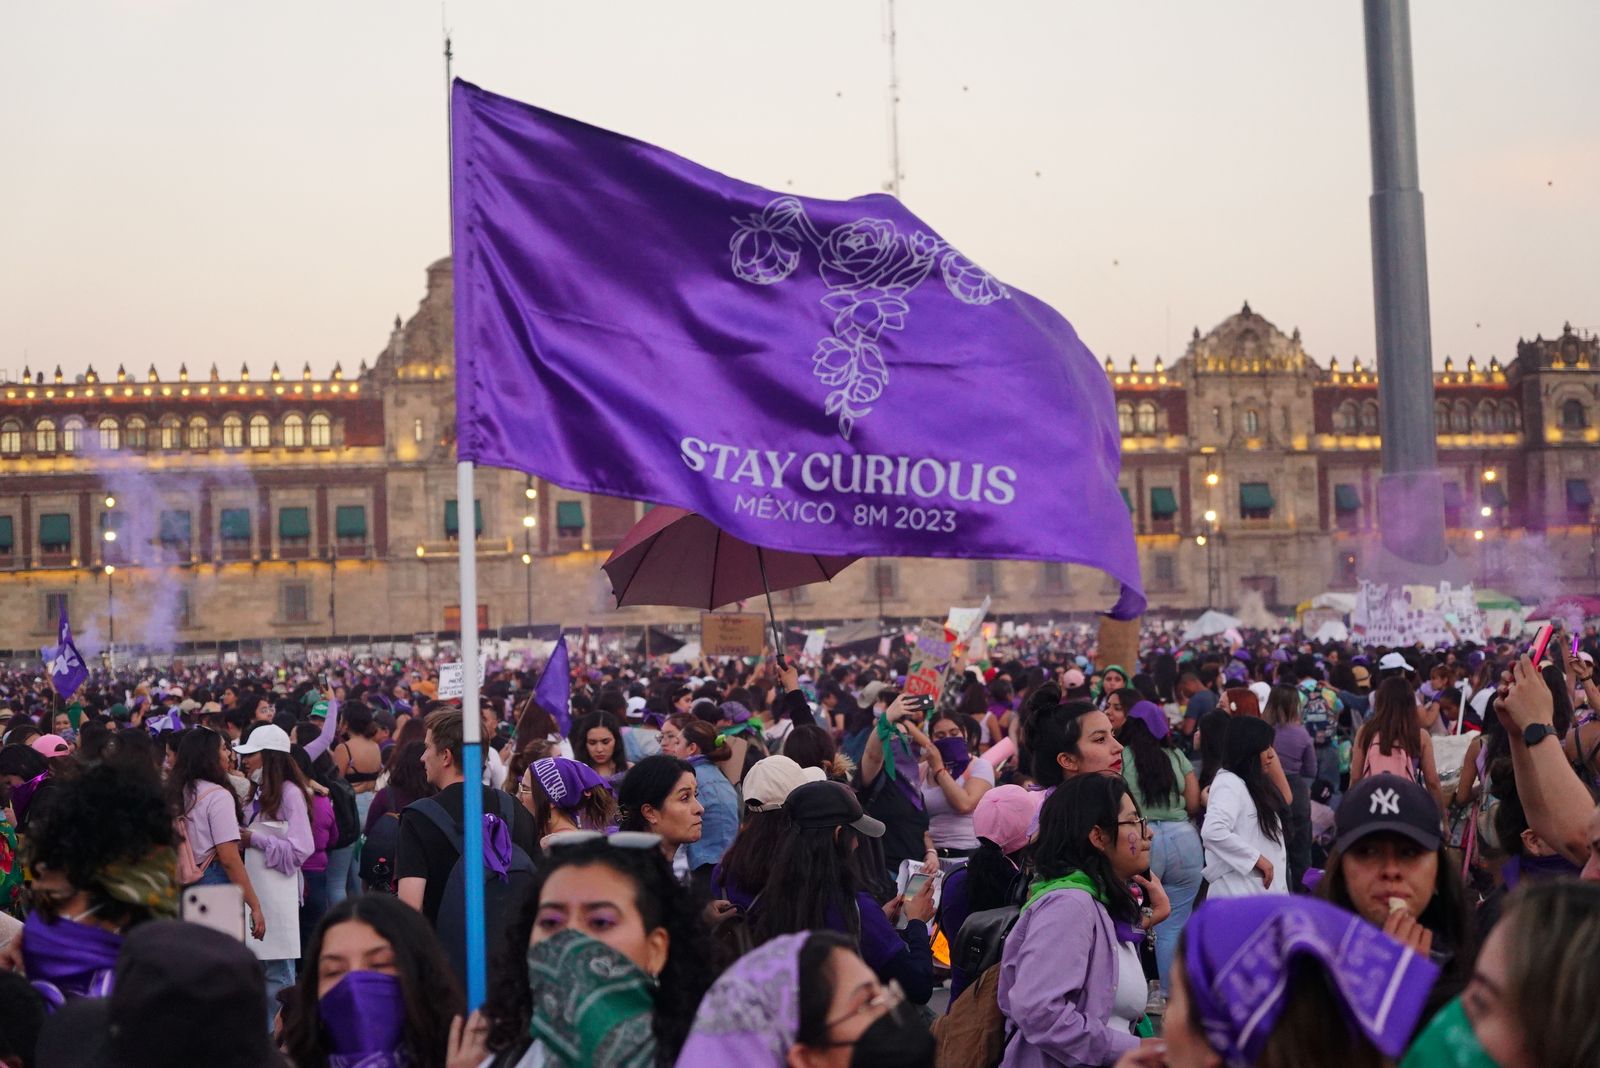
left=756, top=549, right=786, bottom=668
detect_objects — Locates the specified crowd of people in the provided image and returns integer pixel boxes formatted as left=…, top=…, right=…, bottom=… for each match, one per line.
left=0, top=615, right=1597, bottom=1066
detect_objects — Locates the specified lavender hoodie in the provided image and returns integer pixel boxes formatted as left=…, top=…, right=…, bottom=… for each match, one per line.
left=997, top=887, right=1140, bottom=1066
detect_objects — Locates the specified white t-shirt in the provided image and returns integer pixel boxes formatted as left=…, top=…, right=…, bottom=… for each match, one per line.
left=1108, top=940, right=1149, bottom=1034
left=921, top=758, right=995, bottom=850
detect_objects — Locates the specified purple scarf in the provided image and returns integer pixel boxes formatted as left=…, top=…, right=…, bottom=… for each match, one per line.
left=934, top=736, right=971, bottom=779
left=677, top=932, right=806, bottom=1066
left=318, top=970, right=408, bottom=1067
left=11, top=773, right=48, bottom=823
left=1184, top=896, right=1438, bottom=1067
left=484, top=813, right=513, bottom=882
left=22, top=911, right=123, bottom=1012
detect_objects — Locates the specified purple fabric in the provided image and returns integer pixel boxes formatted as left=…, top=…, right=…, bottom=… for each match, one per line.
left=449, top=80, right=1144, bottom=620
left=11, top=773, right=48, bottom=823
left=22, top=912, right=122, bottom=1012
left=678, top=932, right=806, bottom=1067
left=534, top=634, right=572, bottom=733
left=1500, top=851, right=1580, bottom=891
left=532, top=757, right=612, bottom=811
left=483, top=813, right=513, bottom=882
left=1184, top=896, right=1439, bottom=1067
left=934, top=736, right=972, bottom=778
left=1126, top=700, right=1169, bottom=741
left=39, top=605, right=88, bottom=700
left=719, top=701, right=753, bottom=724
left=318, top=970, right=407, bottom=1067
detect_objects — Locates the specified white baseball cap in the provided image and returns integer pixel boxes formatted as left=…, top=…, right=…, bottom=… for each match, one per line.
left=233, top=724, right=291, bottom=755
left=1378, top=652, right=1412, bottom=673
left=742, top=755, right=826, bottom=813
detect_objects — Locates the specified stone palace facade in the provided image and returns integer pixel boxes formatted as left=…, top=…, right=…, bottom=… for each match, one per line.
left=1, top=259, right=1595, bottom=653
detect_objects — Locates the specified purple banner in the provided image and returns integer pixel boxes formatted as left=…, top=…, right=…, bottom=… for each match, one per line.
left=40, top=604, right=88, bottom=700
left=451, top=80, right=1143, bottom=617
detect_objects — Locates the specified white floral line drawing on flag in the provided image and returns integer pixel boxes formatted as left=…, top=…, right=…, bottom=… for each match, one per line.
left=729, top=196, right=1009, bottom=439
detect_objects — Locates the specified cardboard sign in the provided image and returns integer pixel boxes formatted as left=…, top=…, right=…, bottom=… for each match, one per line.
left=437, top=662, right=466, bottom=701
left=700, top=612, right=767, bottom=657
left=1353, top=581, right=1487, bottom=647
left=905, top=621, right=956, bottom=698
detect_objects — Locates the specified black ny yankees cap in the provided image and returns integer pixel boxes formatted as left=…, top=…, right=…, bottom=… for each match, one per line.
left=1334, top=774, right=1443, bottom=854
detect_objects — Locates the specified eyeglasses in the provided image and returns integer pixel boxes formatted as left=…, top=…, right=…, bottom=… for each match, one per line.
left=1117, top=817, right=1152, bottom=837
left=543, top=830, right=663, bottom=851
left=818, top=980, right=906, bottom=1038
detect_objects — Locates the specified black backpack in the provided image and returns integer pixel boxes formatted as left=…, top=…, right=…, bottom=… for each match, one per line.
left=323, top=776, right=362, bottom=851
left=408, top=791, right=537, bottom=985
left=360, top=811, right=401, bottom=892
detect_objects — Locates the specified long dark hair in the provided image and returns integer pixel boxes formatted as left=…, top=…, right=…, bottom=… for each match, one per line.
left=1196, top=709, right=1232, bottom=792
left=1014, top=682, right=1063, bottom=781
left=167, top=726, right=244, bottom=826
left=1030, top=700, right=1097, bottom=788
left=568, top=711, right=630, bottom=774
left=1033, top=775, right=1140, bottom=925
left=480, top=839, right=715, bottom=1067
left=715, top=808, right=791, bottom=903
left=385, top=740, right=436, bottom=812
left=283, top=894, right=462, bottom=1068
left=754, top=824, right=864, bottom=944
left=962, top=837, right=1027, bottom=915
left=616, top=754, right=696, bottom=832
left=252, top=748, right=310, bottom=823
left=1319, top=836, right=1474, bottom=962
left=1223, top=716, right=1285, bottom=843
left=1117, top=716, right=1179, bottom=810
left=1357, top=677, right=1422, bottom=763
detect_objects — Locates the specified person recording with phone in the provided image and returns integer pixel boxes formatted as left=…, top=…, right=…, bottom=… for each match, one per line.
left=861, top=693, right=941, bottom=880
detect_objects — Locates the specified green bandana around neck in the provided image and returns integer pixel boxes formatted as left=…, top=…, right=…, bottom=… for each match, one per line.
left=526, top=929, right=656, bottom=1068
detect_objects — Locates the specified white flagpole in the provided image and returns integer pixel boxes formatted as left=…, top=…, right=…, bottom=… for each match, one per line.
left=444, top=26, right=488, bottom=1013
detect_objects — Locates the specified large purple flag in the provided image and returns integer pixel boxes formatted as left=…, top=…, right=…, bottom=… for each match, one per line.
left=40, top=604, right=88, bottom=700
left=533, top=634, right=572, bottom=734
left=451, top=80, right=1144, bottom=617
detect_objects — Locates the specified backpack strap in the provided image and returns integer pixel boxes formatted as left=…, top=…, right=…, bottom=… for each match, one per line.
left=408, top=796, right=463, bottom=852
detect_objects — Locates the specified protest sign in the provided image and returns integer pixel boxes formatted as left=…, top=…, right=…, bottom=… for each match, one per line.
left=1353, top=581, right=1488, bottom=647
left=905, top=621, right=957, bottom=697
left=436, top=653, right=489, bottom=701
left=700, top=612, right=767, bottom=657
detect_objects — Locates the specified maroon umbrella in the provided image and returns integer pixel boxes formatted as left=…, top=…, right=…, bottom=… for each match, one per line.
left=601, top=506, right=856, bottom=653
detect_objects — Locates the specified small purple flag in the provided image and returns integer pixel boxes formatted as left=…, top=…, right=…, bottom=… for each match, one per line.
left=534, top=634, right=572, bottom=734
left=450, top=81, right=1144, bottom=618
left=40, top=604, right=88, bottom=700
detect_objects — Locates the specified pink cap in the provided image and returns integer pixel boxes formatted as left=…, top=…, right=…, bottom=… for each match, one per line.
left=1063, top=668, right=1086, bottom=689
left=973, top=784, right=1036, bottom=855
left=30, top=734, right=71, bottom=758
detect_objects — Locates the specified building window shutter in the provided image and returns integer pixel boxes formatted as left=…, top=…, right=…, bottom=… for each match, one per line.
left=1150, top=487, right=1178, bottom=518
left=335, top=505, right=367, bottom=539
left=556, top=501, right=585, bottom=534
left=278, top=507, right=311, bottom=539
left=39, top=513, right=71, bottom=549
left=220, top=508, right=252, bottom=540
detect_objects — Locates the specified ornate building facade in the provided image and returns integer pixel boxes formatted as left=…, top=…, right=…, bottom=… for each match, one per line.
left=1, top=262, right=1595, bottom=654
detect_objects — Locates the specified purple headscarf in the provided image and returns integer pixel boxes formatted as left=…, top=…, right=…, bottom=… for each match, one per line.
left=676, top=932, right=806, bottom=1066
left=23, top=912, right=123, bottom=1012
left=533, top=757, right=614, bottom=812
left=1125, top=700, right=1169, bottom=741
left=1183, top=896, right=1439, bottom=1067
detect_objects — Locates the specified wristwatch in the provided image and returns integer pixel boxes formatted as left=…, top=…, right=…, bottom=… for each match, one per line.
left=1523, top=723, right=1558, bottom=748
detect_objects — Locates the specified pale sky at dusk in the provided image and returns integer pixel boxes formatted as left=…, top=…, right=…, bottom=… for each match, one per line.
left=3, top=0, right=1596, bottom=384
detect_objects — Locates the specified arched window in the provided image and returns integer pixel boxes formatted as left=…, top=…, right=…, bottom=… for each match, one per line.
left=1475, top=400, right=1498, bottom=433
left=0, top=419, right=21, bottom=455
left=1135, top=401, right=1157, bottom=435
left=187, top=415, right=209, bottom=449
left=97, top=417, right=120, bottom=451
left=1451, top=400, right=1470, bottom=433
left=1360, top=400, right=1379, bottom=433
left=1562, top=399, right=1588, bottom=430
left=1116, top=401, right=1133, bottom=435
left=248, top=414, right=270, bottom=448
left=1500, top=401, right=1521, bottom=431
left=222, top=414, right=243, bottom=449
left=1434, top=401, right=1450, bottom=434
left=159, top=415, right=182, bottom=450
left=35, top=418, right=57, bottom=453
left=61, top=416, right=84, bottom=453
left=1336, top=401, right=1359, bottom=432
left=1242, top=409, right=1261, bottom=435
left=125, top=416, right=147, bottom=450
left=309, top=412, right=331, bottom=447
left=283, top=413, right=304, bottom=448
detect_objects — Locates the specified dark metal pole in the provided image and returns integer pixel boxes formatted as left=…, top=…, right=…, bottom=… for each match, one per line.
left=1363, top=0, right=1447, bottom=567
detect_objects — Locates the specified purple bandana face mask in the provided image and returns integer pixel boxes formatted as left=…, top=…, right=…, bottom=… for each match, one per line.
left=23, top=910, right=123, bottom=1012
left=933, top=736, right=971, bottom=778
left=318, top=970, right=407, bottom=1068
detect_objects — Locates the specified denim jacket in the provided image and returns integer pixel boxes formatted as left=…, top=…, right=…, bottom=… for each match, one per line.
left=685, top=756, right=739, bottom=872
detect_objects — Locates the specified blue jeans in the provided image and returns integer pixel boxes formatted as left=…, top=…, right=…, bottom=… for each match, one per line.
left=1149, top=819, right=1204, bottom=992
left=192, top=860, right=233, bottom=886
left=261, top=957, right=295, bottom=1032
left=323, top=845, right=356, bottom=907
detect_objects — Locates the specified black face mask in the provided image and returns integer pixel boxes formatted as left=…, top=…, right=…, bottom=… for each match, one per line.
left=848, top=1004, right=936, bottom=1068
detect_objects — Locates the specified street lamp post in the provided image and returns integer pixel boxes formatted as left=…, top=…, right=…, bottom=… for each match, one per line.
left=104, top=564, right=116, bottom=668
left=523, top=480, right=538, bottom=630
left=1198, top=508, right=1220, bottom=609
